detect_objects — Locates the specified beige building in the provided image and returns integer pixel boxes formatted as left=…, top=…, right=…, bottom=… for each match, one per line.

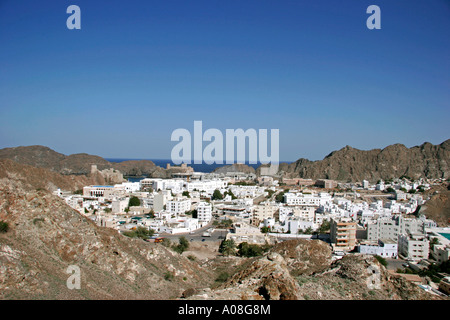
left=282, top=178, right=315, bottom=186
left=398, top=233, right=429, bottom=261
left=431, top=244, right=450, bottom=263
left=316, top=179, right=338, bottom=189
left=292, top=206, right=316, bottom=221
left=252, top=201, right=278, bottom=226
left=439, top=277, right=450, bottom=295
left=330, top=217, right=357, bottom=251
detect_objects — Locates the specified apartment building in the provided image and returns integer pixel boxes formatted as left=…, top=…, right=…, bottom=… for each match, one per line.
left=166, top=196, right=191, bottom=215
left=367, top=215, right=425, bottom=242
left=330, top=217, right=357, bottom=251
left=284, top=192, right=331, bottom=206
left=292, top=206, right=316, bottom=221
left=430, top=244, right=450, bottom=264
left=112, top=198, right=129, bottom=214
left=252, top=201, right=278, bottom=226
left=398, top=233, right=429, bottom=261
left=197, top=202, right=212, bottom=222
left=83, top=185, right=114, bottom=198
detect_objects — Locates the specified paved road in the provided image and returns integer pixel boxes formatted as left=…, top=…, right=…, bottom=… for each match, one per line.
left=385, top=258, right=408, bottom=271
left=158, top=220, right=229, bottom=243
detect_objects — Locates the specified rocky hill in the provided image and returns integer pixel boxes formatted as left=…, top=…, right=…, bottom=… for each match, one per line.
left=0, top=162, right=215, bottom=299
left=419, top=187, right=450, bottom=227
left=185, top=240, right=438, bottom=300
left=273, top=140, right=450, bottom=182
left=0, top=145, right=172, bottom=177
left=0, top=159, right=105, bottom=192
left=213, top=163, right=256, bottom=175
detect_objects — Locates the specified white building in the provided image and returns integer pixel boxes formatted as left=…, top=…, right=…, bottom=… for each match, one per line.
left=167, top=197, right=191, bottom=215
left=284, top=192, right=331, bottom=206
left=358, top=239, right=398, bottom=258
left=115, top=182, right=140, bottom=193
left=362, top=180, right=369, bottom=189
left=367, top=215, right=425, bottom=242
left=197, top=202, right=212, bottom=222
left=398, top=233, right=429, bottom=261
left=112, top=198, right=129, bottom=214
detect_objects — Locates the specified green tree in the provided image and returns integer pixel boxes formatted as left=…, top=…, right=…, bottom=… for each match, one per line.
left=128, top=196, right=141, bottom=207
left=164, top=271, right=174, bottom=281
left=0, top=220, right=9, bottom=233
left=122, top=226, right=155, bottom=239
left=261, top=226, right=270, bottom=233
left=275, top=191, right=286, bottom=203
left=265, top=189, right=275, bottom=199
left=212, top=189, right=224, bottom=200
left=147, top=209, right=155, bottom=218
left=430, top=237, right=440, bottom=250
left=237, top=242, right=263, bottom=257
left=182, top=191, right=191, bottom=198
left=173, top=236, right=190, bottom=254
left=224, top=190, right=237, bottom=200
left=219, top=239, right=236, bottom=256
left=318, top=220, right=331, bottom=233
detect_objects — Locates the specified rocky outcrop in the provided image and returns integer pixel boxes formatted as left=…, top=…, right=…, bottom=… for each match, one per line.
left=0, top=159, right=105, bottom=192
left=419, top=189, right=450, bottom=227
left=213, top=163, right=256, bottom=175
left=185, top=240, right=439, bottom=300
left=0, top=145, right=180, bottom=177
left=0, top=174, right=215, bottom=299
left=272, top=140, right=450, bottom=182
left=268, top=239, right=332, bottom=276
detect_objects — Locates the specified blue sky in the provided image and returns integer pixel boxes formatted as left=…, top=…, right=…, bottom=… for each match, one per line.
left=0, top=0, right=449, bottom=162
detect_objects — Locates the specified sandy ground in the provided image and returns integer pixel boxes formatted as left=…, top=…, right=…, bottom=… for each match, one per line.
left=182, top=241, right=222, bottom=260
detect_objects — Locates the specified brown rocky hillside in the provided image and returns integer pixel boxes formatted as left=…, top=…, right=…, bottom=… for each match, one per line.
left=185, top=240, right=439, bottom=300
left=0, top=160, right=216, bottom=299
left=270, top=140, right=450, bottom=182
left=0, top=145, right=169, bottom=177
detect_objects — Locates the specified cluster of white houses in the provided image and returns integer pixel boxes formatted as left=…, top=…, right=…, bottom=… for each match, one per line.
left=54, top=174, right=450, bottom=266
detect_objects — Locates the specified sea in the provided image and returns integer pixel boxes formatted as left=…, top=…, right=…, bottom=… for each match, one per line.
left=105, top=158, right=266, bottom=181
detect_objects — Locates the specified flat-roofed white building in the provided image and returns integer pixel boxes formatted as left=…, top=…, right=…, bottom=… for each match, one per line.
left=83, top=185, right=114, bottom=197
left=284, top=192, right=331, bottom=207
left=398, top=233, right=429, bottom=261
left=115, top=182, right=140, bottom=193
left=358, top=239, right=398, bottom=258
left=167, top=196, right=191, bottom=215
left=197, top=202, right=212, bottom=222
left=292, top=206, right=315, bottom=221
left=112, top=198, right=129, bottom=214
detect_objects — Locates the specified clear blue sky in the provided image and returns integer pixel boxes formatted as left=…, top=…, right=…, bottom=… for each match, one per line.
left=0, top=0, right=449, bottom=162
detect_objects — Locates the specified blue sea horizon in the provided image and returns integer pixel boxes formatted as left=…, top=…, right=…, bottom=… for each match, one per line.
left=105, top=158, right=290, bottom=174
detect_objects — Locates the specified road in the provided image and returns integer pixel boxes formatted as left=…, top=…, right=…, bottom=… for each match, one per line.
left=385, top=258, right=408, bottom=271
left=159, top=221, right=229, bottom=243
